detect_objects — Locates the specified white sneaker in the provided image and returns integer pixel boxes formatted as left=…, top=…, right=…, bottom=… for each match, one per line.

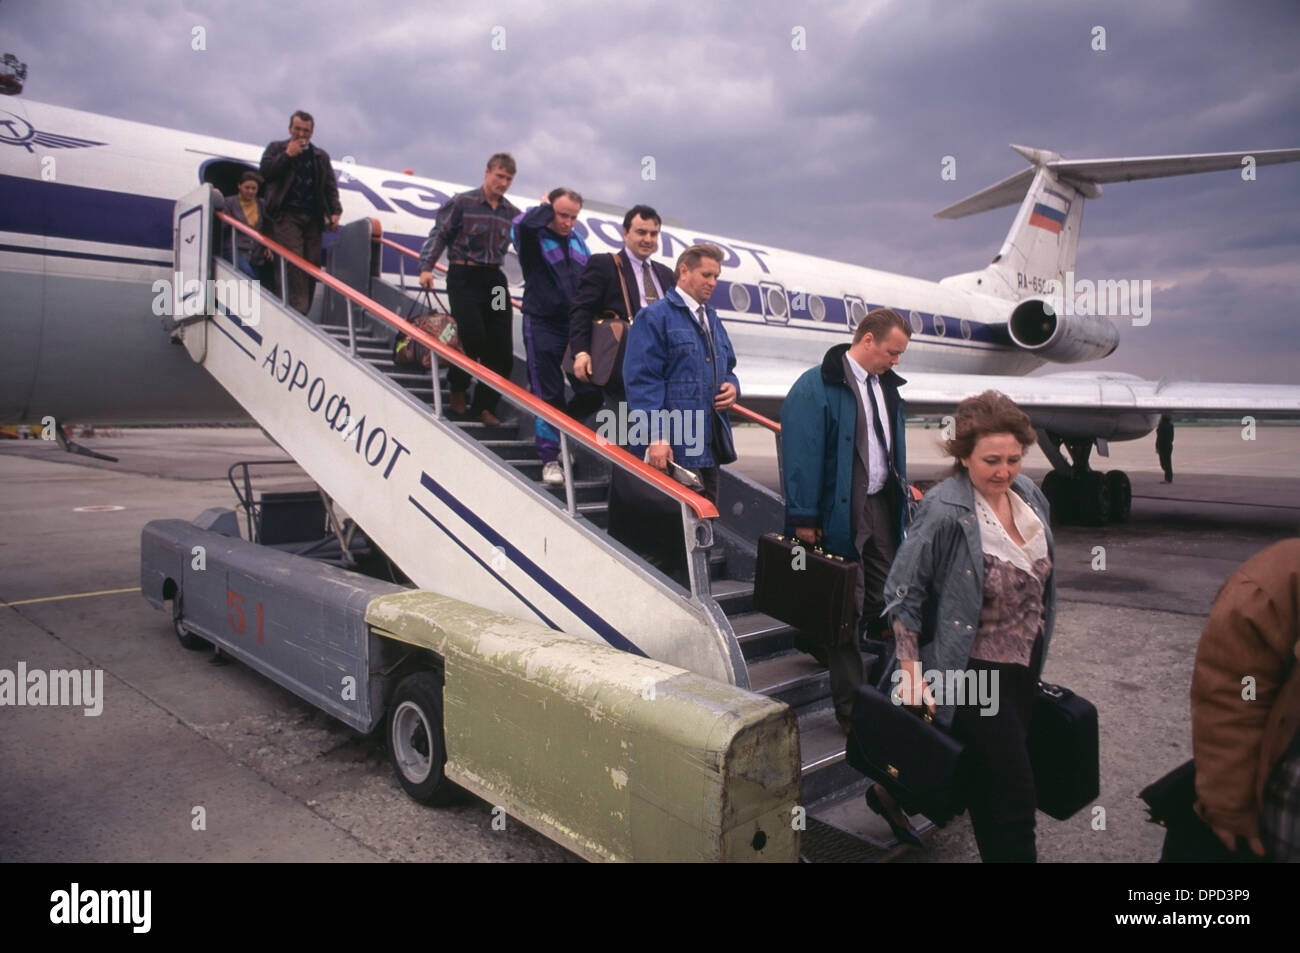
left=542, top=461, right=564, bottom=485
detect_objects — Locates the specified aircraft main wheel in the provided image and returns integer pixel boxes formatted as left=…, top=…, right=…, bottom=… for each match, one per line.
left=388, top=670, right=456, bottom=806
left=172, top=596, right=209, bottom=651
left=1041, top=471, right=1073, bottom=524
left=1074, top=472, right=1112, bottom=526
left=1105, top=470, right=1132, bottom=523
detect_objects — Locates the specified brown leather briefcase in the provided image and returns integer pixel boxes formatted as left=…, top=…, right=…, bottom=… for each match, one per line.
left=753, top=533, right=858, bottom=645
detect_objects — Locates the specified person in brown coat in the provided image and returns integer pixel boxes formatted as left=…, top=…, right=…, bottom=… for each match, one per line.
left=1191, top=538, right=1300, bottom=859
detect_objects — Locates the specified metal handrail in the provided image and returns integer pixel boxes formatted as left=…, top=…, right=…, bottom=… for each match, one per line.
left=375, top=231, right=783, bottom=434
left=216, top=210, right=719, bottom=522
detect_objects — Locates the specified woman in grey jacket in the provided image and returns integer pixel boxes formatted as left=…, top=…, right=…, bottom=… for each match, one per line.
left=882, top=390, right=1056, bottom=862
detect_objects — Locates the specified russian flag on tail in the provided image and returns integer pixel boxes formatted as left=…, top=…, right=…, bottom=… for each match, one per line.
left=1029, top=186, right=1072, bottom=235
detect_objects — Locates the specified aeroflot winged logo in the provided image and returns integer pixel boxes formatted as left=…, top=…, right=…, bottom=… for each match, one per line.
left=0, top=109, right=106, bottom=152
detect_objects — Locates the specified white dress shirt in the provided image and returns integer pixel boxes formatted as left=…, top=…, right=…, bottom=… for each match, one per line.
left=625, top=246, right=664, bottom=306
left=845, top=354, right=891, bottom=494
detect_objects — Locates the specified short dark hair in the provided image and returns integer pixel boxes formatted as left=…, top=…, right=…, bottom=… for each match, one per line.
left=487, top=152, right=517, bottom=175
left=853, top=307, right=912, bottom=345
left=290, top=110, right=314, bottom=127
left=238, top=170, right=264, bottom=186
left=547, top=187, right=583, bottom=206
left=945, top=390, right=1037, bottom=472
left=623, top=204, right=661, bottom=231
left=675, top=243, right=724, bottom=275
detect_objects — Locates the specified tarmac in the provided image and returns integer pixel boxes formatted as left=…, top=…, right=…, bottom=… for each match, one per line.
left=1, top=423, right=1297, bottom=863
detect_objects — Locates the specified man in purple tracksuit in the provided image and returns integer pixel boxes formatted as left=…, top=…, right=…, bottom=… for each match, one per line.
left=512, top=188, right=602, bottom=484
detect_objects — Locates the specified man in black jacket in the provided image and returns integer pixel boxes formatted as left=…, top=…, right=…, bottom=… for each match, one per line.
left=260, top=110, right=343, bottom=314
left=568, top=204, right=675, bottom=400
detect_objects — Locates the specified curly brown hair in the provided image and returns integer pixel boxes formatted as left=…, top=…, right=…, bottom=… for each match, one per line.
left=945, top=390, right=1037, bottom=472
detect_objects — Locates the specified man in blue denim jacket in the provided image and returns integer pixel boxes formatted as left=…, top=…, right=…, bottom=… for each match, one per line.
left=623, top=243, right=739, bottom=504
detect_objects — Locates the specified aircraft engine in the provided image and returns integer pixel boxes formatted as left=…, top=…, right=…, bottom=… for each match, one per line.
left=1008, top=297, right=1120, bottom=364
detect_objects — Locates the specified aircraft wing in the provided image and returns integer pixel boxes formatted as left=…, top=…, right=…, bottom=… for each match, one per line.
left=737, top=359, right=1300, bottom=421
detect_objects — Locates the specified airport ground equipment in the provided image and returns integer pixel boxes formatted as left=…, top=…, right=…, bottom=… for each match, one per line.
left=142, top=186, right=923, bottom=860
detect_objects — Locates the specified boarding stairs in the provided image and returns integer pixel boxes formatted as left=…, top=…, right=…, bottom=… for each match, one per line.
left=173, top=185, right=909, bottom=859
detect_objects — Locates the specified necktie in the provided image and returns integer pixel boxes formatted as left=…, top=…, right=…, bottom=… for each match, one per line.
left=697, top=305, right=715, bottom=362
left=865, top=374, right=891, bottom=465
left=642, top=261, right=658, bottom=304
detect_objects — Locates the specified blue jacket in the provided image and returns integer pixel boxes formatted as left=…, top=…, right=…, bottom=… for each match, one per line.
left=882, top=473, right=1056, bottom=728
left=780, top=344, right=908, bottom=558
left=623, top=288, right=739, bottom=469
left=511, top=204, right=590, bottom=322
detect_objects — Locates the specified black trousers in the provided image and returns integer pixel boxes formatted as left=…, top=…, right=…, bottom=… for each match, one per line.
left=950, top=636, right=1043, bottom=863
left=1158, top=449, right=1173, bottom=482
left=445, top=265, right=513, bottom=416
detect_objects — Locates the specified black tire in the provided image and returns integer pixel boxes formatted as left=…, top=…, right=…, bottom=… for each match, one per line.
left=1074, top=471, right=1112, bottom=526
left=172, top=596, right=209, bottom=651
left=1041, top=471, right=1073, bottom=524
left=387, top=670, right=456, bottom=806
left=1105, top=470, right=1132, bottom=523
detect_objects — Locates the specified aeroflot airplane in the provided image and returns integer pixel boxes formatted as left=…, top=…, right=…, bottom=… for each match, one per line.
left=2, top=98, right=1299, bottom=520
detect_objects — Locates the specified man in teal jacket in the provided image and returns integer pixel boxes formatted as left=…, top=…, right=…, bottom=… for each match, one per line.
left=780, top=308, right=911, bottom=729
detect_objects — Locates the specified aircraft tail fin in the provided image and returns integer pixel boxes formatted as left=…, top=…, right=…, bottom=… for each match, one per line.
left=937, top=145, right=1300, bottom=301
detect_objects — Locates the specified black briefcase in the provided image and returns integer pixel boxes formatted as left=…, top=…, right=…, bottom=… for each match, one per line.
left=752, top=533, right=857, bottom=645
left=845, top=684, right=967, bottom=825
left=1028, top=681, right=1099, bottom=820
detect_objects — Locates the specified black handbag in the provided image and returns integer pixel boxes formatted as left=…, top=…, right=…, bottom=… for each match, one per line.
left=562, top=254, right=635, bottom=388
left=845, top=676, right=967, bottom=826
left=1139, top=760, right=1265, bottom=863
left=1027, top=681, right=1099, bottom=819
left=752, top=533, right=857, bottom=646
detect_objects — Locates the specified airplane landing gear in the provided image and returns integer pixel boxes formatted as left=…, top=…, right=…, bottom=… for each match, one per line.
left=1036, top=432, right=1131, bottom=526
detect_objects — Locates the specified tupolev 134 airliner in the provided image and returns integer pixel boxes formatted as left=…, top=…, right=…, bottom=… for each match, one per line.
left=2, top=98, right=1298, bottom=522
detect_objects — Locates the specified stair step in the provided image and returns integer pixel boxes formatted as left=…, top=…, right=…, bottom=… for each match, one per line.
left=708, top=577, right=753, bottom=615
left=797, top=708, right=869, bottom=807
left=746, top=650, right=831, bottom=712
left=480, top=439, right=539, bottom=461
left=730, top=611, right=798, bottom=660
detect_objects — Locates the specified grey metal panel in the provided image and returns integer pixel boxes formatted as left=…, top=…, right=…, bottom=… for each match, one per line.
left=140, top=519, right=408, bottom=732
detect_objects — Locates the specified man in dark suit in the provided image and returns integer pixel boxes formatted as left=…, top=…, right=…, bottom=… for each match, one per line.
left=259, top=110, right=342, bottom=315
left=568, top=204, right=676, bottom=399
left=780, top=308, right=913, bottom=731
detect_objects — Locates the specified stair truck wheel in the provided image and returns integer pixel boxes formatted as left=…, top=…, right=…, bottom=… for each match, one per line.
left=388, top=670, right=456, bottom=805
left=172, top=595, right=209, bottom=651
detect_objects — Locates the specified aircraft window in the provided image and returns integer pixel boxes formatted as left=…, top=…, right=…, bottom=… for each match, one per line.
left=729, top=283, right=752, bottom=312
left=909, top=310, right=924, bottom=334
left=933, top=315, right=947, bottom=337
left=765, top=286, right=788, bottom=318
left=846, top=298, right=866, bottom=328
left=808, top=294, right=826, bottom=322
left=960, top=319, right=972, bottom=340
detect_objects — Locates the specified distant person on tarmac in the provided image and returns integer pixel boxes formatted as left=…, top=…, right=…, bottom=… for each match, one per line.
left=1156, top=414, right=1174, bottom=483
left=511, top=188, right=599, bottom=485
left=259, top=110, right=342, bottom=315
left=418, top=154, right=520, bottom=427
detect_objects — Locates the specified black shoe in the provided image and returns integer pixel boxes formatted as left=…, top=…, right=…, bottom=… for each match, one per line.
left=866, top=784, right=924, bottom=848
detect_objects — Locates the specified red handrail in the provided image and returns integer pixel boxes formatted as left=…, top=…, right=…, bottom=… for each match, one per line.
left=218, top=211, right=718, bottom=519
left=375, top=233, right=783, bottom=434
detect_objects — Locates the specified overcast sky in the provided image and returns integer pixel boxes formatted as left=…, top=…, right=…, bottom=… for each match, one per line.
left=5, top=0, right=1299, bottom=383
